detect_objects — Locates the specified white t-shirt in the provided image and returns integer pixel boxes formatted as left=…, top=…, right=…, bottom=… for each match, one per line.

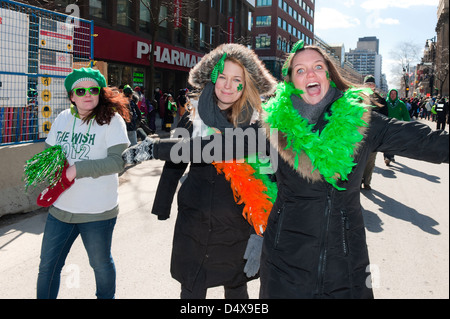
left=46, top=109, right=130, bottom=214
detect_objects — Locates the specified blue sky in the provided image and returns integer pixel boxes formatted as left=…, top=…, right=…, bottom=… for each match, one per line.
left=314, top=0, right=439, bottom=88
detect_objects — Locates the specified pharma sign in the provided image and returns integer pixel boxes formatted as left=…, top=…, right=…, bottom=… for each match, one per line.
left=94, top=26, right=203, bottom=72
left=136, top=41, right=202, bottom=71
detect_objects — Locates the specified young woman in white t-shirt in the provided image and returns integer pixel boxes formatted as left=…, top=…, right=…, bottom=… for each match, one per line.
left=37, top=68, right=130, bottom=299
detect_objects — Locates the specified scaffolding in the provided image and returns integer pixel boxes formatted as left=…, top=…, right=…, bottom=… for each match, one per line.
left=0, top=0, right=94, bottom=145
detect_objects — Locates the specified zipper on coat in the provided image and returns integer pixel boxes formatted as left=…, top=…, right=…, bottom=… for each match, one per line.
left=274, top=203, right=285, bottom=249
left=341, top=210, right=350, bottom=256
left=316, top=187, right=333, bottom=296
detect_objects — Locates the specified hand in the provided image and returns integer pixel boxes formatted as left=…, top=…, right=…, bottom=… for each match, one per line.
left=65, top=164, right=76, bottom=182
left=36, top=161, right=75, bottom=207
left=243, top=234, right=263, bottom=278
left=122, top=137, right=156, bottom=164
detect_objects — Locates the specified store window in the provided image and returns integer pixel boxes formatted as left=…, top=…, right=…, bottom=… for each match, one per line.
left=90, top=0, right=107, bottom=20
left=117, top=0, right=131, bottom=27
left=140, top=2, right=151, bottom=32
left=200, top=22, right=206, bottom=48
left=108, top=64, right=146, bottom=89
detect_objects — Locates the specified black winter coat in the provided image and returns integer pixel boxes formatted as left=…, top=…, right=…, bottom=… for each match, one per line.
left=153, top=94, right=449, bottom=298
left=258, top=108, right=448, bottom=299
left=152, top=115, right=255, bottom=291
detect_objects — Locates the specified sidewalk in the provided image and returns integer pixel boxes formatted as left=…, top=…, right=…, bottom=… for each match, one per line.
left=0, top=119, right=448, bottom=299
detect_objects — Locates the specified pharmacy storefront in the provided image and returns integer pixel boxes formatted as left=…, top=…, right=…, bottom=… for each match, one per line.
left=94, top=26, right=203, bottom=94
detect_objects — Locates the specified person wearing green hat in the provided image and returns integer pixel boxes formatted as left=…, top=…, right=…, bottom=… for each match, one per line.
left=383, top=88, right=410, bottom=166
left=36, top=68, right=131, bottom=299
left=361, top=75, right=388, bottom=190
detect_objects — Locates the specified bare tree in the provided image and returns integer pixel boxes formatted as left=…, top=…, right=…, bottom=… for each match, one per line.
left=140, top=0, right=253, bottom=95
left=434, top=43, right=449, bottom=96
left=140, top=0, right=204, bottom=95
left=389, top=41, right=421, bottom=96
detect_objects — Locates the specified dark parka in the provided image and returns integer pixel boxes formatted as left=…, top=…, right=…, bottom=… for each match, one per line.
left=258, top=89, right=449, bottom=299
left=153, top=89, right=449, bottom=298
left=152, top=114, right=258, bottom=291
left=151, top=43, right=277, bottom=291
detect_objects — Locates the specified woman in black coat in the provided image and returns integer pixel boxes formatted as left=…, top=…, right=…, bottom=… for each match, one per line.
left=150, top=44, right=277, bottom=298
left=124, top=41, right=448, bottom=299
left=257, top=42, right=448, bottom=298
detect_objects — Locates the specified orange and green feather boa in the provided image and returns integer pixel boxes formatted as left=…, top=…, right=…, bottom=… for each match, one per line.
left=213, top=156, right=277, bottom=236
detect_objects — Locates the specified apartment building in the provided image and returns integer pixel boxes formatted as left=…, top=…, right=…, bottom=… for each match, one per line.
left=16, top=0, right=255, bottom=93
left=252, top=0, right=315, bottom=79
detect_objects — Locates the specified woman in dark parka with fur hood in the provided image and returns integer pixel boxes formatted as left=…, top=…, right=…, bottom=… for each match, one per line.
left=150, top=44, right=277, bottom=298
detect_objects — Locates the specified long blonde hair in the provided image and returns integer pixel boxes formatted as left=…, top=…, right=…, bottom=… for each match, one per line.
left=219, top=56, right=262, bottom=127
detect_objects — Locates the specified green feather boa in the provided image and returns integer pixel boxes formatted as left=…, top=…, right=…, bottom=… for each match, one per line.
left=263, top=81, right=372, bottom=190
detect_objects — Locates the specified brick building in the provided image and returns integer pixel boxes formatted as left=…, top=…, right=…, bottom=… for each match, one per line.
left=252, top=0, right=315, bottom=80
left=15, top=0, right=255, bottom=95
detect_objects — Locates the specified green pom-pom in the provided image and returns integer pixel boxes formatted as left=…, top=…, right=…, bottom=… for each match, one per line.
left=23, top=145, right=67, bottom=191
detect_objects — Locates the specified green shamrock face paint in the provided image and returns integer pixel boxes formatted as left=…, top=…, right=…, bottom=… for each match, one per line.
left=237, top=84, right=243, bottom=92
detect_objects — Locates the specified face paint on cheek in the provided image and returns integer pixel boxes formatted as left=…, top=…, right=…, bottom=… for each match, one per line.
left=237, top=84, right=243, bottom=92
left=326, top=70, right=337, bottom=88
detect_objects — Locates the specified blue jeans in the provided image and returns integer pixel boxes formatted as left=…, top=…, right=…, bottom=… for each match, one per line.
left=37, top=214, right=117, bottom=299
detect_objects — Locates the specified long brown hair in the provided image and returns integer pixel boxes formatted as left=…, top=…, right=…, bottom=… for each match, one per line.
left=219, top=56, right=262, bottom=127
left=70, top=87, right=130, bottom=125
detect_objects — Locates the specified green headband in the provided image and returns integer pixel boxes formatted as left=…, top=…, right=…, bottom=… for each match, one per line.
left=211, top=53, right=227, bottom=84
left=282, top=40, right=305, bottom=77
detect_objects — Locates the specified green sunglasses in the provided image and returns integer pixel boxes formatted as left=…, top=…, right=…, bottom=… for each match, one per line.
left=73, top=86, right=101, bottom=97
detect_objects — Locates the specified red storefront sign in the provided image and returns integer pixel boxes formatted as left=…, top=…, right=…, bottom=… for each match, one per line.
left=94, top=26, right=203, bottom=72
left=227, top=17, right=234, bottom=43
left=174, top=0, right=182, bottom=28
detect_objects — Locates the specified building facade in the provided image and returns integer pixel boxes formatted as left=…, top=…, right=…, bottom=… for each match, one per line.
left=16, top=0, right=255, bottom=96
left=252, top=0, right=315, bottom=80
left=435, top=0, right=449, bottom=96
left=415, top=0, right=448, bottom=97
left=314, top=37, right=363, bottom=85
left=345, top=37, right=384, bottom=91
left=88, top=0, right=255, bottom=94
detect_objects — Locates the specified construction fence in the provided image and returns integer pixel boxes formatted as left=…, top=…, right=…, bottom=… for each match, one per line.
left=0, top=0, right=94, bottom=145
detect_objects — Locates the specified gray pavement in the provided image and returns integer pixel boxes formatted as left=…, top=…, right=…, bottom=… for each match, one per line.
left=0, top=119, right=448, bottom=299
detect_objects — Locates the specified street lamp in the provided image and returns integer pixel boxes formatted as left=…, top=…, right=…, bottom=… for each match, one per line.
left=425, top=36, right=436, bottom=96
left=403, top=64, right=410, bottom=97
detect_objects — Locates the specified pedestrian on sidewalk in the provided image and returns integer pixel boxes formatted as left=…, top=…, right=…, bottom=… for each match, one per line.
left=149, top=44, right=277, bottom=299
left=122, top=40, right=449, bottom=299
left=435, top=96, right=449, bottom=130
left=424, top=97, right=434, bottom=121
left=163, top=94, right=177, bottom=132
left=36, top=68, right=130, bottom=299
left=123, top=85, right=143, bottom=145
left=361, top=75, right=388, bottom=190
left=384, top=88, right=410, bottom=166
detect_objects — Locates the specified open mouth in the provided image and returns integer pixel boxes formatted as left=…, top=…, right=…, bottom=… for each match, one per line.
left=306, top=82, right=321, bottom=95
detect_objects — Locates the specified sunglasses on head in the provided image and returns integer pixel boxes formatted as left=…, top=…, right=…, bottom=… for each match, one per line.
left=73, top=86, right=101, bottom=97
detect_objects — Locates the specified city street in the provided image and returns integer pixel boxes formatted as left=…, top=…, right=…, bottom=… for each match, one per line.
left=0, top=120, right=448, bottom=299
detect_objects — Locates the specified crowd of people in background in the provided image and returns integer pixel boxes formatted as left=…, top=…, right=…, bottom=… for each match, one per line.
left=115, top=81, right=448, bottom=141
left=401, top=95, right=449, bottom=129
left=115, top=84, right=192, bottom=144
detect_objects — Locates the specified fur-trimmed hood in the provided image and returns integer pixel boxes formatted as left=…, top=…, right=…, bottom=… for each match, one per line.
left=188, top=43, right=277, bottom=96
